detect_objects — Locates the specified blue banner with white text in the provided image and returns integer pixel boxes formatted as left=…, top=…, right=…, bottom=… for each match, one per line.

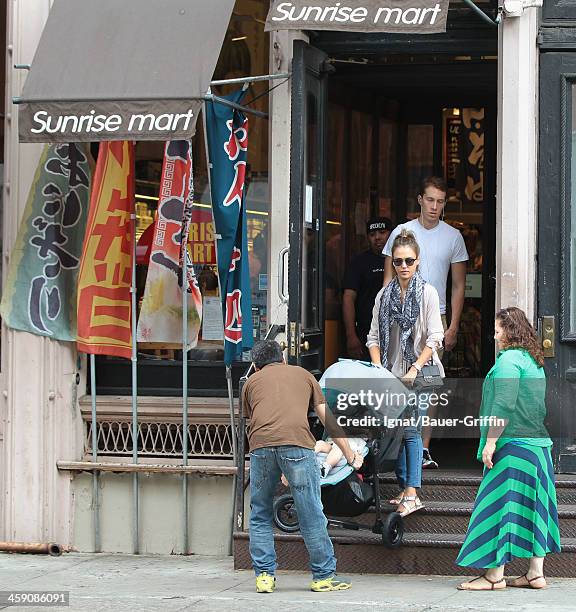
left=205, top=91, right=253, bottom=364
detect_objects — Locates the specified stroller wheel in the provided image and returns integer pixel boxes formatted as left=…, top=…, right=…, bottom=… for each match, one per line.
left=382, top=512, right=404, bottom=548
left=273, top=494, right=300, bottom=533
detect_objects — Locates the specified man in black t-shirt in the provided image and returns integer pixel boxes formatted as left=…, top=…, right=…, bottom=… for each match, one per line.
left=342, top=217, right=393, bottom=360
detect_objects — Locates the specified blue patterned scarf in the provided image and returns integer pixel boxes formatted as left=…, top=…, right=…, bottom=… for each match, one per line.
left=378, top=270, right=426, bottom=371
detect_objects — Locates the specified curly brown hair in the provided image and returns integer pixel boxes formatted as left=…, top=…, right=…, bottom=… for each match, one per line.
left=496, top=307, right=544, bottom=367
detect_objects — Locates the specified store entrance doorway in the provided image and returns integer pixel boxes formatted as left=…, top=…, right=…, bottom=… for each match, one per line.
left=287, top=39, right=498, bottom=469
left=324, top=59, right=497, bottom=377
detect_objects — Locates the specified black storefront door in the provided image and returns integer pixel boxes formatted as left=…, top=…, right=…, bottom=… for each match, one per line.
left=539, top=51, right=576, bottom=473
left=287, top=41, right=329, bottom=375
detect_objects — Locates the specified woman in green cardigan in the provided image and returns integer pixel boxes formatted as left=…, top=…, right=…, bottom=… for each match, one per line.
left=456, top=307, right=561, bottom=591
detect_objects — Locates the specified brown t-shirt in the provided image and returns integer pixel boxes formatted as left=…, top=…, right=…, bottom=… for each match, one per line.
left=242, top=362, right=325, bottom=451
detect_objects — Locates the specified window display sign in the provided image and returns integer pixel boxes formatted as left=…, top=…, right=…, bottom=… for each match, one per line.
left=202, top=296, right=225, bottom=341
left=265, top=0, right=450, bottom=34
left=190, top=208, right=217, bottom=265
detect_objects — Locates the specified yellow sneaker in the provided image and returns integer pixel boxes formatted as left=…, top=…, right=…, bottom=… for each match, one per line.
left=310, top=575, right=352, bottom=592
left=256, top=572, right=276, bottom=593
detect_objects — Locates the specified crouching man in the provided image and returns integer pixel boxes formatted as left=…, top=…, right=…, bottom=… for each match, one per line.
left=242, top=340, right=363, bottom=593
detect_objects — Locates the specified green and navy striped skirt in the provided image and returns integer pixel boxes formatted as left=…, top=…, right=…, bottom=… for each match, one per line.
left=456, top=442, right=561, bottom=568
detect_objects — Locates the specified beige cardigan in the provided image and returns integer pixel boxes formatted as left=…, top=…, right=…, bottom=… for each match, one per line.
left=366, top=283, right=445, bottom=378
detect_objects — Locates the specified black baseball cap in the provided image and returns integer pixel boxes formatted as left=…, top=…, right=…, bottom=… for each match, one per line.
left=367, top=217, right=393, bottom=234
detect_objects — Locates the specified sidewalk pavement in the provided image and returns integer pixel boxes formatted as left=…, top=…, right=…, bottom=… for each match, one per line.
left=0, top=553, right=574, bottom=612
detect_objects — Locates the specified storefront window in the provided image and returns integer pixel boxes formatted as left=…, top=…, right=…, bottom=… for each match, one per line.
left=96, top=0, right=270, bottom=393
left=213, top=0, right=271, bottom=343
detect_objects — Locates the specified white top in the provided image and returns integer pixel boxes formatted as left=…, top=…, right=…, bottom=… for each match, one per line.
left=366, top=283, right=445, bottom=379
left=382, top=219, right=468, bottom=314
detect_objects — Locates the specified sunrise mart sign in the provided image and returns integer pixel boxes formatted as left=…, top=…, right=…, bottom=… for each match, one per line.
left=265, top=0, right=450, bottom=33
left=16, top=0, right=236, bottom=143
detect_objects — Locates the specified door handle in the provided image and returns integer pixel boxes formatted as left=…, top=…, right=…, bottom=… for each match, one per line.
left=277, top=246, right=289, bottom=305
left=539, top=315, right=555, bottom=358
left=300, top=341, right=310, bottom=351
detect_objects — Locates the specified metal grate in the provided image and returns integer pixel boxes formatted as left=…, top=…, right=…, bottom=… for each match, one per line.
left=85, top=420, right=234, bottom=458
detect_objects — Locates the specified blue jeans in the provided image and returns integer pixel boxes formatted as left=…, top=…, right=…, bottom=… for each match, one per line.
left=249, top=445, right=336, bottom=580
left=395, top=425, right=423, bottom=490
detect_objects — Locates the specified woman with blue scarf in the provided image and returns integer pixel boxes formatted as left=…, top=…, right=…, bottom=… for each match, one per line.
left=366, top=230, right=444, bottom=517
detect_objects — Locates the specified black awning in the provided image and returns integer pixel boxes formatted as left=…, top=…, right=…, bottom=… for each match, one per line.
left=17, top=0, right=235, bottom=142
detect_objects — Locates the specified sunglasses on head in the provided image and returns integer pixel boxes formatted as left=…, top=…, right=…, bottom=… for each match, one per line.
left=392, top=257, right=417, bottom=267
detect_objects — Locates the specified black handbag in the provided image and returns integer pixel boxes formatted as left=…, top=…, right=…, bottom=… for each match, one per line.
left=412, top=362, right=444, bottom=392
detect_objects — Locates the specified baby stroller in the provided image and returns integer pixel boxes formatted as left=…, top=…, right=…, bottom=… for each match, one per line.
left=273, top=360, right=410, bottom=548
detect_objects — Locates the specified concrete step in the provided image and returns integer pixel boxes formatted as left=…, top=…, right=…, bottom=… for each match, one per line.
left=356, top=501, right=576, bottom=539
left=241, top=470, right=576, bottom=576
left=233, top=530, right=576, bottom=577
left=379, top=471, right=576, bottom=505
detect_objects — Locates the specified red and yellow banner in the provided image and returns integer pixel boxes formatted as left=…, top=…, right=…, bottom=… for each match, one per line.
left=77, top=141, right=134, bottom=358
left=136, top=141, right=202, bottom=347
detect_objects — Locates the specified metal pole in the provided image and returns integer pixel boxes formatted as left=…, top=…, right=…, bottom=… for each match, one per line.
left=130, top=210, right=139, bottom=554
left=0, top=542, right=63, bottom=556
left=461, top=0, right=501, bottom=26
left=90, top=354, right=100, bottom=553
left=226, top=366, right=238, bottom=462
left=182, top=248, right=189, bottom=556
left=181, top=143, right=194, bottom=556
left=203, top=100, right=238, bottom=552
left=203, top=94, right=268, bottom=119
left=226, top=365, right=238, bottom=556
left=235, top=379, right=247, bottom=534
left=210, top=72, right=290, bottom=86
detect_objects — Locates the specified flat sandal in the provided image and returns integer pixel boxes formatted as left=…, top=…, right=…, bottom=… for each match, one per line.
left=457, top=574, right=507, bottom=591
left=396, top=495, right=423, bottom=517
left=507, top=573, right=547, bottom=589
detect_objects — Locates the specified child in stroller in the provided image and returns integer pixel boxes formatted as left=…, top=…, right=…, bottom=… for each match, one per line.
left=315, top=438, right=367, bottom=478
left=274, top=360, right=405, bottom=547
left=280, top=437, right=366, bottom=487
left=274, top=425, right=406, bottom=548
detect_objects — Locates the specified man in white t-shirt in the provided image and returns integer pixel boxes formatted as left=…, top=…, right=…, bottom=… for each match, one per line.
left=382, top=176, right=468, bottom=468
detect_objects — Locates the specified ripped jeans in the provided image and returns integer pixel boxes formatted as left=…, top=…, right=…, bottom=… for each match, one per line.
left=249, top=445, right=336, bottom=580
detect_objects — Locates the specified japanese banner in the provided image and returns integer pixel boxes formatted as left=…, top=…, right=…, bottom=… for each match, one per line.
left=137, top=140, right=202, bottom=347
left=205, top=91, right=253, bottom=365
left=77, top=141, right=134, bottom=358
left=1, top=143, right=92, bottom=340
